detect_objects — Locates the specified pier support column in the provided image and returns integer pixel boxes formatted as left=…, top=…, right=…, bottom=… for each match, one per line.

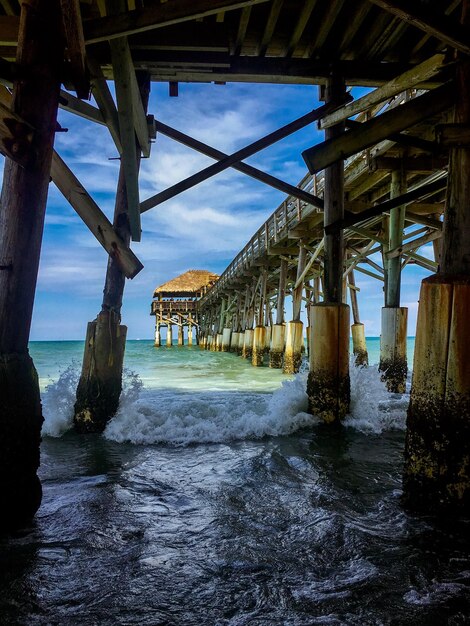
left=403, top=10, right=470, bottom=512
left=307, top=304, right=350, bottom=423
left=178, top=325, right=184, bottom=346
left=221, top=328, right=231, bottom=352
left=283, top=321, right=304, bottom=374
left=206, top=334, right=212, bottom=350
left=270, top=324, right=285, bottom=368
left=306, top=76, right=350, bottom=422
left=237, top=331, right=245, bottom=355
left=379, top=307, right=408, bottom=393
left=216, top=333, right=223, bottom=351
left=188, top=324, right=193, bottom=346
left=0, top=0, right=63, bottom=527
left=264, top=325, right=271, bottom=354
left=154, top=323, right=161, bottom=347
left=403, top=276, right=470, bottom=512
left=230, top=331, right=239, bottom=352
left=380, top=168, right=407, bottom=390
left=242, top=329, right=254, bottom=360
left=75, top=312, right=127, bottom=433
left=74, top=72, right=150, bottom=433
left=349, top=269, right=368, bottom=366
left=252, top=326, right=266, bottom=367
left=167, top=324, right=173, bottom=347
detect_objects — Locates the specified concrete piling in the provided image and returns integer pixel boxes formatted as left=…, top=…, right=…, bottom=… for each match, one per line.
left=283, top=321, right=304, bottom=374
left=252, top=326, right=267, bottom=366
left=379, top=307, right=408, bottom=393
left=221, top=328, right=232, bottom=352
left=269, top=324, right=285, bottom=368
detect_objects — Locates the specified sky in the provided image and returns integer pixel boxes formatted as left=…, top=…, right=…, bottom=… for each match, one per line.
left=1, top=81, right=434, bottom=340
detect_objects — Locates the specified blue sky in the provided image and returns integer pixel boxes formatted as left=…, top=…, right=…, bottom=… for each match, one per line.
left=1, top=81, right=433, bottom=340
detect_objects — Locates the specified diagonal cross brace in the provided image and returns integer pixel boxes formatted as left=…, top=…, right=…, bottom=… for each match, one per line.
left=150, top=120, right=323, bottom=211
left=140, top=96, right=351, bottom=213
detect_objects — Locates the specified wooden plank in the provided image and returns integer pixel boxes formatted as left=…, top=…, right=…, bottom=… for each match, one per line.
left=319, top=53, right=447, bottom=129
left=59, top=0, right=89, bottom=98
left=436, top=123, right=470, bottom=148
left=87, top=55, right=122, bottom=154
left=283, top=0, right=317, bottom=57
left=50, top=152, right=143, bottom=279
left=110, top=37, right=141, bottom=241
left=154, top=119, right=323, bottom=208
left=234, top=6, right=251, bottom=55
left=84, top=0, right=270, bottom=44
left=367, top=0, right=470, bottom=56
left=369, top=155, right=448, bottom=172
left=141, top=96, right=350, bottom=212
left=303, top=84, right=454, bottom=173
left=304, top=0, right=346, bottom=58
left=0, top=15, right=19, bottom=45
left=258, top=0, right=283, bottom=57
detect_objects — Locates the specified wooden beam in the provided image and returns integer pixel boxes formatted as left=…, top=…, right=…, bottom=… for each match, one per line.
left=0, top=15, right=19, bottom=45
left=112, top=38, right=150, bottom=157
left=0, top=0, right=17, bottom=16
left=319, top=53, right=448, bottom=130
left=110, top=37, right=141, bottom=241
left=141, top=96, right=350, bottom=212
left=59, top=89, right=104, bottom=125
left=154, top=119, right=323, bottom=208
left=386, top=229, right=441, bottom=259
left=283, top=0, right=317, bottom=57
left=303, top=84, right=454, bottom=174
left=258, top=0, right=283, bottom=57
left=59, top=0, right=89, bottom=98
left=84, top=0, right=270, bottom=44
left=87, top=55, right=122, bottom=154
left=367, top=0, right=470, bottom=56
left=50, top=152, right=143, bottom=279
left=327, top=177, right=448, bottom=234
left=234, top=5, right=251, bottom=55
left=369, top=155, right=449, bottom=172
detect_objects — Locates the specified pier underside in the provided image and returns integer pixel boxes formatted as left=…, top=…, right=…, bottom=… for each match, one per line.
left=0, top=0, right=469, bottom=527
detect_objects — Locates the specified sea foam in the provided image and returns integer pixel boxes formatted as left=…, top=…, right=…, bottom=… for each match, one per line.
left=41, top=360, right=409, bottom=444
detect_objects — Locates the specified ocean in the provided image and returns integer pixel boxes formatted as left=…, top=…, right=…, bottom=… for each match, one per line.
left=1, top=338, right=469, bottom=625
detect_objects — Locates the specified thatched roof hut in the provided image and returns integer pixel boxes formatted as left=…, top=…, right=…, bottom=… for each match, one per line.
left=153, top=270, right=219, bottom=299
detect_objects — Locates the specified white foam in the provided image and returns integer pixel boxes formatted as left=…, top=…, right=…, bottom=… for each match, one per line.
left=41, top=364, right=79, bottom=437
left=104, top=374, right=317, bottom=446
left=345, top=361, right=408, bottom=433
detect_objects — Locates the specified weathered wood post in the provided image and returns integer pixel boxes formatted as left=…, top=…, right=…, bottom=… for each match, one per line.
left=270, top=259, right=287, bottom=368
left=221, top=298, right=232, bottom=352
left=0, top=0, right=63, bottom=527
left=74, top=72, right=150, bottom=433
left=264, top=292, right=272, bottom=353
left=238, top=285, right=249, bottom=355
left=403, top=18, right=470, bottom=513
left=380, top=167, right=407, bottom=392
left=178, top=322, right=184, bottom=346
left=242, top=283, right=255, bottom=360
left=230, top=298, right=240, bottom=352
left=284, top=245, right=306, bottom=374
left=307, top=77, right=350, bottom=423
left=253, top=271, right=267, bottom=366
left=349, top=269, right=368, bottom=366
left=154, top=319, right=161, bottom=347
left=187, top=312, right=193, bottom=346
left=167, top=322, right=173, bottom=347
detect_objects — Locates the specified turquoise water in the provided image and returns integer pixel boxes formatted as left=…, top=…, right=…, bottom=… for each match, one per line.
left=2, top=337, right=468, bottom=625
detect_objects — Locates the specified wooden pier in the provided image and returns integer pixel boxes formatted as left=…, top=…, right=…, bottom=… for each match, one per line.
left=0, top=0, right=469, bottom=527
left=151, top=270, right=218, bottom=346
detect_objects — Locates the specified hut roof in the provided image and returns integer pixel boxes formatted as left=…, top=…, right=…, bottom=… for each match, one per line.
left=153, top=270, right=219, bottom=298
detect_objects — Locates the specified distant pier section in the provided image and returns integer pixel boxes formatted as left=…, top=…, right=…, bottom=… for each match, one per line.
left=151, top=270, right=218, bottom=346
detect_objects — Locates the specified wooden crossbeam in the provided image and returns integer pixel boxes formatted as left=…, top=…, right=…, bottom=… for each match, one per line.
left=326, top=177, right=448, bottom=234
left=84, top=0, right=270, bottom=44
left=59, top=89, right=104, bottom=125
left=110, top=37, right=141, bottom=241
left=87, top=55, right=122, bottom=154
left=141, top=96, right=350, bottom=212
left=319, top=53, right=448, bottom=130
left=50, top=152, right=143, bottom=279
left=303, top=84, right=454, bottom=174
left=369, top=155, right=449, bottom=172
left=386, top=229, right=441, bottom=259
left=152, top=120, right=323, bottom=210
left=367, top=0, right=470, bottom=56
left=59, top=0, right=89, bottom=98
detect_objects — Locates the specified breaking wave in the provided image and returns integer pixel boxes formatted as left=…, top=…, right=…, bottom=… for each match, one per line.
left=41, top=360, right=410, bottom=444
